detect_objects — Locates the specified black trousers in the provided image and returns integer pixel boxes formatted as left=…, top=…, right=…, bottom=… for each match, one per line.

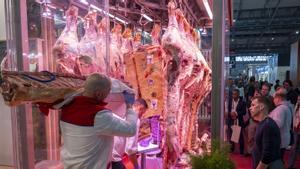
left=111, top=161, right=125, bottom=169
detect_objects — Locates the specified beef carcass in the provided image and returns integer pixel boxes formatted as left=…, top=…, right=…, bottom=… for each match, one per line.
left=95, top=18, right=109, bottom=75
left=131, top=45, right=166, bottom=118
left=53, top=6, right=79, bottom=74
left=77, top=11, right=102, bottom=75
left=109, top=24, right=124, bottom=79
left=151, top=24, right=161, bottom=46
left=161, top=1, right=212, bottom=167
left=133, top=32, right=142, bottom=51
left=161, top=2, right=183, bottom=167
left=121, top=28, right=133, bottom=55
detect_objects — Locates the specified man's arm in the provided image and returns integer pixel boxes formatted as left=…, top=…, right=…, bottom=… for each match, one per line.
left=259, top=121, right=276, bottom=168
left=125, top=120, right=140, bottom=168
left=236, top=100, right=247, bottom=116
left=270, top=106, right=286, bottom=128
left=94, top=108, right=138, bottom=137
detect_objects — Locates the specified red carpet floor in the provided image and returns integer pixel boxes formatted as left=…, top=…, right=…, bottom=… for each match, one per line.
left=230, top=150, right=300, bottom=169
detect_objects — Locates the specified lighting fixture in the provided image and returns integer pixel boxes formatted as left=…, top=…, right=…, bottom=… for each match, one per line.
left=233, top=19, right=236, bottom=22
left=296, top=31, right=299, bottom=34
left=90, top=4, right=127, bottom=24
left=141, top=14, right=153, bottom=22
left=271, top=37, right=275, bottom=41
left=203, top=0, right=213, bottom=20
left=90, top=4, right=103, bottom=12
left=79, top=0, right=89, bottom=5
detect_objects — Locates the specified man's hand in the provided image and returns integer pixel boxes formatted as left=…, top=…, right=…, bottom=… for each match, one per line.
left=256, top=161, right=267, bottom=169
left=230, top=112, right=237, bottom=119
left=123, top=91, right=135, bottom=106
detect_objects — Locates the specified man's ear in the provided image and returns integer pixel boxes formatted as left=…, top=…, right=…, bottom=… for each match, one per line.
left=259, top=104, right=264, bottom=111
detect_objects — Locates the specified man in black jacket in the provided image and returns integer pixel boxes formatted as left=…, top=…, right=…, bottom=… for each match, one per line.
left=227, top=89, right=247, bottom=154
left=249, top=96, right=283, bottom=169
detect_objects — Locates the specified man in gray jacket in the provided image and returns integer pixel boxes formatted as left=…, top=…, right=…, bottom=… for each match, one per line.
left=269, top=87, right=293, bottom=161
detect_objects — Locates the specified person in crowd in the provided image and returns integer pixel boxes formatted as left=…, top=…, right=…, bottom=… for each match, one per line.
left=261, top=82, right=275, bottom=107
left=283, top=80, right=298, bottom=105
left=227, top=89, right=247, bottom=154
left=269, top=87, right=293, bottom=161
left=110, top=98, right=148, bottom=169
left=250, top=96, right=283, bottom=169
left=40, top=73, right=138, bottom=169
left=261, top=83, right=274, bottom=102
left=288, top=93, right=300, bottom=169
left=245, top=76, right=256, bottom=102
left=237, top=80, right=245, bottom=99
left=274, top=79, right=280, bottom=91
left=244, top=91, right=261, bottom=156
left=253, top=88, right=261, bottom=97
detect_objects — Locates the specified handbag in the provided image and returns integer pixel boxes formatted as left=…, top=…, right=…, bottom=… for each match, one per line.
left=231, top=120, right=241, bottom=143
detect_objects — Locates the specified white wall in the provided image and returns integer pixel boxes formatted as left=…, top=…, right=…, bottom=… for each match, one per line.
left=274, top=66, right=290, bottom=83
left=0, top=97, right=13, bottom=166
left=0, top=0, right=6, bottom=41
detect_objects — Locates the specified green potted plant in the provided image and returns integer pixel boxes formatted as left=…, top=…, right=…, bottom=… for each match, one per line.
left=190, top=140, right=235, bottom=169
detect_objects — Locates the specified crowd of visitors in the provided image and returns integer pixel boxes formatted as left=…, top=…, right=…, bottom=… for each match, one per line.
left=226, top=76, right=300, bottom=169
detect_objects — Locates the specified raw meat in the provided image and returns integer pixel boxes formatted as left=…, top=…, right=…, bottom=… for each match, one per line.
left=77, top=11, right=102, bottom=75
left=0, top=71, right=85, bottom=106
left=151, top=24, right=161, bottom=45
left=96, top=18, right=109, bottom=75
left=121, top=28, right=133, bottom=55
left=53, top=6, right=79, bottom=74
left=109, top=24, right=124, bottom=79
left=161, top=1, right=212, bottom=168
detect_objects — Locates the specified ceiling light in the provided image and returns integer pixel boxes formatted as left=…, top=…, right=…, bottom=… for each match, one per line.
left=115, top=17, right=128, bottom=24
left=267, top=49, right=270, bottom=51
left=90, top=4, right=103, bottom=12
left=90, top=4, right=127, bottom=24
left=233, top=19, right=236, bottom=22
left=141, top=14, right=153, bottom=22
left=271, top=37, right=275, bottom=40
left=203, top=0, right=213, bottom=20
left=79, top=0, right=89, bottom=5
left=231, top=39, right=234, bottom=42
left=296, top=31, right=299, bottom=34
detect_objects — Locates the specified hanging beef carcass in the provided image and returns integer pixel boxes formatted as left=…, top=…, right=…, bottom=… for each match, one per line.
left=151, top=23, right=161, bottom=46
left=161, top=1, right=183, bottom=167
left=77, top=11, right=102, bottom=75
left=161, top=1, right=212, bottom=167
left=121, top=28, right=134, bottom=55
left=133, top=32, right=142, bottom=51
left=95, top=18, right=109, bottom=75
left=53, top=6, right=79, bottom=74
left=108, top=24, right=124, bottom=79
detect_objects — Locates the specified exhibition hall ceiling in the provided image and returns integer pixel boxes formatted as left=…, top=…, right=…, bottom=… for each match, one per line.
left=230, top=0, right=300, bottom=55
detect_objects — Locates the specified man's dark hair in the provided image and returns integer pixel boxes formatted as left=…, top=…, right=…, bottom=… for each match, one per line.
left=252, top=96, right=274, bottom=112
left=233, top=88, right=240, bottom=93
left=262, top=83, right=271, bottom=91
left=135, top=98, right=148, bottom=109
left=276, top=79, right=280, bottom=83
left=274, top=87, right=288, bottom=100
left=250, top=76, right=255, bottom=83
left=283, top=79, right=293, bottom=87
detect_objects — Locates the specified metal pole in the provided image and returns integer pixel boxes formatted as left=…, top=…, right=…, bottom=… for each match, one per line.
left=5, top=0, right=34, bottom=168
left=104, top=0, right=110, bottom=75
left=211, top=0, right=225, bottom=147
